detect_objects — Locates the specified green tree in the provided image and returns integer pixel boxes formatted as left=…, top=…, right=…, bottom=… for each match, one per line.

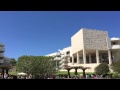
left=54, top=60, right=60, bottom=73
left=111, top=61, right=120, bottom=73
left=17, top=55, right=56, bottom=79
left=10, top=58, right=17, bottom=66
left=94, top=63, right=109, bottom=75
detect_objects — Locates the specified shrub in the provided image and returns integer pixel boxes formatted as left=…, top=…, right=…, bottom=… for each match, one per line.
left=94, top=63, right=109, bottom=75
left=112, top=72, right=119, bottom=79
left=111, top=61, right=120, bottom=73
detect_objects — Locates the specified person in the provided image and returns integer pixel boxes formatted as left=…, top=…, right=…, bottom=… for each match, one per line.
left=80, top=74, right=83, bottom=79
left=4, top=73, right=8, bottom=79
left=0, top=73, right=2, bottom=79
left=86, top=74, right=89, bottom=79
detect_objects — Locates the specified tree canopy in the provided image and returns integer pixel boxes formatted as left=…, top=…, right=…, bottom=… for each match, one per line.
left=17, top=55, right=56, bottom=79
left=111, top=61, right=120, bottom=73
left=10, top=58, right=17, bottom=66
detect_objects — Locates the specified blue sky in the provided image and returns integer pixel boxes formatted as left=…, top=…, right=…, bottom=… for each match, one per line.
left=0, top=11, right=120, bottom=60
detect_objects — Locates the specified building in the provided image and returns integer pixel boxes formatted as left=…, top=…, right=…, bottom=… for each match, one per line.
left=0, top=43, right=12, bottom=77
left=46, top=28, right=120, bottom=72
left=0, top=43, right=5, bottom=64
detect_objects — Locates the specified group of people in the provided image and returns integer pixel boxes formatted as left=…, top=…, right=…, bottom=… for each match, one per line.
left=0, top=72, right=33, bottom=79
left=0, top=73, right=14, bottom=79
left=47, top=74, right=113, bottom=79
left=17, top=74, right=32, bottom=79
left=0, top=72, right=112, bottom=79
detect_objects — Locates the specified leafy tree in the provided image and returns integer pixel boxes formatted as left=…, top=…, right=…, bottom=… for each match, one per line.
left=17, top=55, right=56, bottom=79
left=111, top=61, right=120, bottom=73
left=112, top=72, right=119, bottom=78
left=54, top=60, right=60, bottom=73
left=94, top=63, right=109, bottom=75
left=10, top=58, right=17, bottom=66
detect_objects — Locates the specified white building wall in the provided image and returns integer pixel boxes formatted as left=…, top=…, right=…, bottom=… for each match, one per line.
left=45, top=52, right=58, bottom=57
left=112, top=50, right=120, bottom=62
left=71, top=29, right=84, bottom=54
left=107, top=38, right=112, bottom=49
left=61, top=46, right=71, bottom=56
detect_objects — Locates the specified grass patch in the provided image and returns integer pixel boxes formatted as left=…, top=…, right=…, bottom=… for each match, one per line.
left=9, top=70, right=20, bottom=76
left=9, top=71, right=17, bottom=75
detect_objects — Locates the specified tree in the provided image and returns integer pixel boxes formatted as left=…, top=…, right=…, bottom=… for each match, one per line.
left=10, top=58, right=16, bottom=66
left=111, top=61, right=120, bottom=73
left=55, top=60, right=60, bottom=74
left=17, top=55, right=56, bottom=79
left=94, top=63, right=109, bottom=75
left=79, top=66, right=91, bottom=78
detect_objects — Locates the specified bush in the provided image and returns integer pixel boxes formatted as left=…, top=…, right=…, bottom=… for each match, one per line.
left=111, top=61, right=120, bottom=73
left=112, top=72, right=119, bottom=79
left=94, top=63, right=109, bottom=75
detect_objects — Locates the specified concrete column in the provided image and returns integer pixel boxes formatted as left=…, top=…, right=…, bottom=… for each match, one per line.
left=83, top=49, right=86, bottom=64
left=89, top=54, right=92, bottom=63
left=72, top=55, right=74, bottom=65
left=96, top=49, right=99, bottom=63
left=77, top=51, right=80, bottom=64
left=108, top=49, right=112, bottom=65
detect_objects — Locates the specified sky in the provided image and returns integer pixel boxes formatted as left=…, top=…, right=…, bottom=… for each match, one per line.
left=0, top=11, right=120, bottom=60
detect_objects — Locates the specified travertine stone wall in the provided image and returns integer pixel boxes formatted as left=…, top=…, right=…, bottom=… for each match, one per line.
left=82, top=28, right=108, bottom=50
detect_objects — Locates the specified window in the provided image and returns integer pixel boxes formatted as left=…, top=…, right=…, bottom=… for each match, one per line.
left=74, top=58, right=77, bottom=63
left=66, top=51, right=70, bottom=55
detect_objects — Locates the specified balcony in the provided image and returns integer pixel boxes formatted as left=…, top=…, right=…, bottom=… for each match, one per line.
left=0, top=47, right=5, bottom=52
left=4, top=58, right=11, bottom=61
left=64, top=54, right=70, bottom=57
left=60, top=63, right=68, bottom=67
left=60, top=60, right=65, bottom=64
left=60, top=64, right=66, bottom=68
left=0, top=59, right=4, bottom=63
left=54, top=57, right=61, bottom=60
left=111, top=38, right=120, bottom=41
left=0, top=53, right=4, bottom=57
left=0, top=44, right=5, bottom=47
left=111, top=45, right=120, bottom=49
